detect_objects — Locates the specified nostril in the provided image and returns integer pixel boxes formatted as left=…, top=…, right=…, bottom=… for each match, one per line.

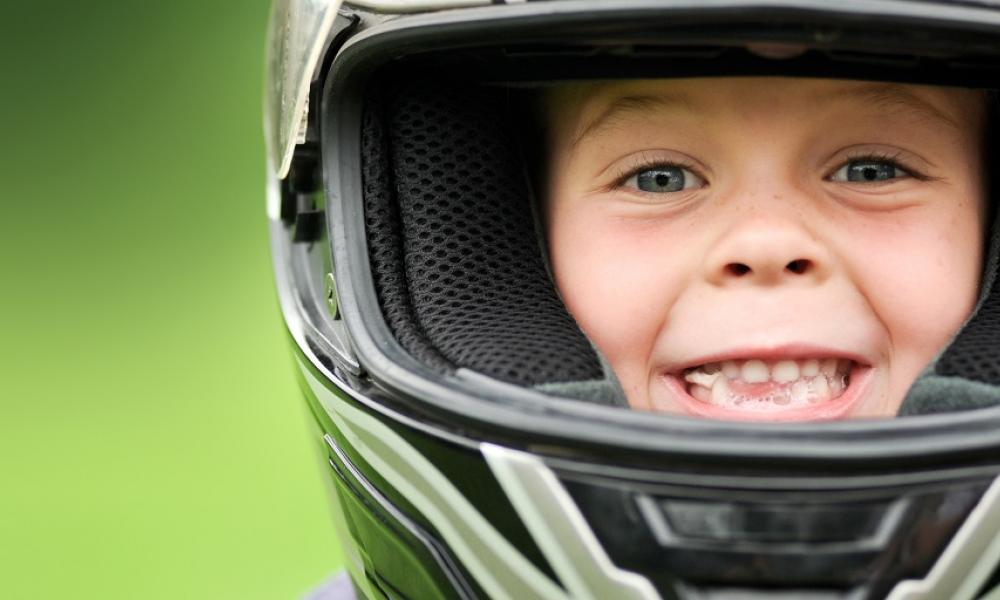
left=726, top=263, right=752, bottom=277
left=786, top=259, right=811, bottom=274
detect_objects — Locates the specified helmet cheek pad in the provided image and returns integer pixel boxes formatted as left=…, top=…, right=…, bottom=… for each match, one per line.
left=361, top=75, right=627, bottom=403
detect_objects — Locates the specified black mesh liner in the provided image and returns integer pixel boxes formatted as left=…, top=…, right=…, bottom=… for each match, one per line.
left=361, top=79, right=603, bottom=386
left=362, top=93, right=451, bottom=372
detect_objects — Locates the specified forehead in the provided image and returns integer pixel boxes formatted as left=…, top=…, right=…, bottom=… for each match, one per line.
left=551, top=78, right=984, bottom=148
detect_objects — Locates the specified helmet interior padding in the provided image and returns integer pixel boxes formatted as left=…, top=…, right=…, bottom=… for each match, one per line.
left=362, top=77, right=626, bottom=402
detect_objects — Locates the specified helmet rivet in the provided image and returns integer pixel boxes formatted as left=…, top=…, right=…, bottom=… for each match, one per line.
left=325, top=273, right=339, bottom=319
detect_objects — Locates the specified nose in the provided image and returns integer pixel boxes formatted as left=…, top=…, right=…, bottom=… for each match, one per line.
left=704, top=218, right=831, bottom=287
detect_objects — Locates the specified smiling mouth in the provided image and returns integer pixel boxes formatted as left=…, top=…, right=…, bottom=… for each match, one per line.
left=681, top=358, right=855, bottom=411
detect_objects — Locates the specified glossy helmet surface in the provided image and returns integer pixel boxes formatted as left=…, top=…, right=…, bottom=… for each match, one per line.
left=266, top=1, right=1000, bottom=598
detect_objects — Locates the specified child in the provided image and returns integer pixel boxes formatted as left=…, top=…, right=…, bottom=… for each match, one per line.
left=543, top=77, right=987, bottom=421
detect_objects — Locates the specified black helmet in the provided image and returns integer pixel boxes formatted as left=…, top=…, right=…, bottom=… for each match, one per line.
left=266, top=1, right=1000, bottom=598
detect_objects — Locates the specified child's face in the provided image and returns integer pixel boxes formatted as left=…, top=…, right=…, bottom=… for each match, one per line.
left=545, top=78, right=987, bottom=421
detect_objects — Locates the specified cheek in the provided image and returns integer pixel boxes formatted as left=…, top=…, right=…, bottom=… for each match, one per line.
left=547, top=201, right=689, bottom=367
left=851, top=202, right=983, bottom=369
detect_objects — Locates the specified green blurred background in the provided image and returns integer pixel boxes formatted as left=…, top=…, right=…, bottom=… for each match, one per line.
left=0, top=2, right=343, bottom=598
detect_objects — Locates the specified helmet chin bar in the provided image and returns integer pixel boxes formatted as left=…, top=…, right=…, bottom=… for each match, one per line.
left=486, top=444, right=1000, bottom=600
left=301, top=353, right=1000, bottom=598
left=268, top=1, right=1000, bottom=598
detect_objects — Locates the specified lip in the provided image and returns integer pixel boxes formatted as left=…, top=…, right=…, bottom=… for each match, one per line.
left=657, top=345, right=875, bottom=422
left=669, top=344, right=874, bottom=373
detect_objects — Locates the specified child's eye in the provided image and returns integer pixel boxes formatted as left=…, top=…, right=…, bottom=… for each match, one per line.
left=829, top=159, right=907, bottom=183
left=626, top=166, right=704, bottom=193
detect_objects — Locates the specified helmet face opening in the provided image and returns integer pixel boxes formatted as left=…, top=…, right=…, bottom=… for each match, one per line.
left=268, top=2, right=1000, bottom=598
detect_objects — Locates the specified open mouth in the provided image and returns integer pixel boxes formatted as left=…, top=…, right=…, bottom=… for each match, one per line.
left=663, top=356, right=872, bottom=421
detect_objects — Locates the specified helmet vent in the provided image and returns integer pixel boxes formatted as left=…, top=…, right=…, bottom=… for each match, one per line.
left=361, top=78, right=605, bottom=387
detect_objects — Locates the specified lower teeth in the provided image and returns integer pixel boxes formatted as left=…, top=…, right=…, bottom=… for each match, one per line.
left=687, top=373, right=849, bottom=410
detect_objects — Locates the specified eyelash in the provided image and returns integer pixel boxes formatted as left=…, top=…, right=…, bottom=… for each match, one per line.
left=610, top=151, right=928, bottom=191
left=832, top=151, right=927, bottom=182
left=611, top=155, right=702, bottom=190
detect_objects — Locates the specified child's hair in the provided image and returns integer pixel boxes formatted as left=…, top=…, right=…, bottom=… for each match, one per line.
left=983, top=91, right=998, bottom=245
left=508, top=86, right=552, bottom=223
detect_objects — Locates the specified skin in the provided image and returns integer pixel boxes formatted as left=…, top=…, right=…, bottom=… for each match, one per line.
left=545, top=78, right=986, bottom=420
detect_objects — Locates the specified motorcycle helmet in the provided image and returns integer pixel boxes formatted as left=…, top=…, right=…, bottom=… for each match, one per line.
left=265, top=1, right=1000, bottom=598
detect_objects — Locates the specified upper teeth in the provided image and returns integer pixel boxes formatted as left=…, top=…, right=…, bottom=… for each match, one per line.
left=685, top=358, right=852, bottom=385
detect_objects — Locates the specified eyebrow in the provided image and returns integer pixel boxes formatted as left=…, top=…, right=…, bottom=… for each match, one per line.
left=569, top=82, right=967, bottom=150
left=572, top=92, right=696, bottom=148
left=826, top=83, right=963, bottom=133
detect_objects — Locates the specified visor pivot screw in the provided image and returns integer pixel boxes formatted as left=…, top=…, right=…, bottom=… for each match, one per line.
left=812, top=27, right=840, bottom=44
left=325, top=273, right=339, bottom=320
